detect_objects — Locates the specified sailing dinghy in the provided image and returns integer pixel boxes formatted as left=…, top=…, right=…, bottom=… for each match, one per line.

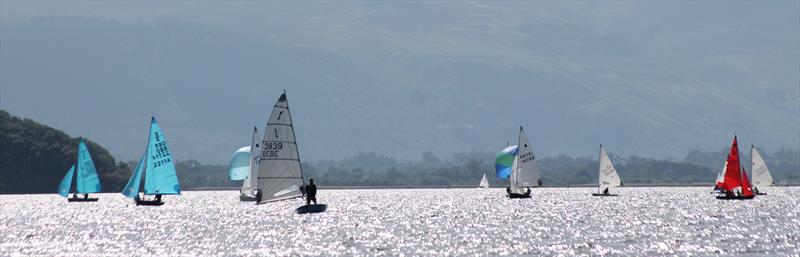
left=478, top=173, right=489, bottom=188
left=121, top=117, right=181, bottom=206
left=228, top=144, right=257, bottom=201
left=715, top=136, right=755, bottom=200
left=750, top=145, right=773, bottom=195
left=57, top=138, right=102, bottom=202
left=498, top=126, right=541, bottom=198
left=254, top=92, right=308, bottom=205
left=592, top=144, right=621, bottom=196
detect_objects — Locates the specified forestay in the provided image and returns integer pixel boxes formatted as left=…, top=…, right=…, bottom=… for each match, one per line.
left=598, top=144, right=621, bottom=192
left=256, top=93, right=305, bottom=203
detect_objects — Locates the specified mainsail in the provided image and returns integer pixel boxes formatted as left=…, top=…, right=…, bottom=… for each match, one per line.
left=247, top=127, right=261, bottom=196
left=479, top=173, right=489, bottom=188
left=143, top=117, right=180, bottom=195
left=751, top=145, right=773, bottom=188
left=256, top=92, right=305, bottom=203
left=598, top=144, right=621, bottom=193
left=75, top=139, right=101, bottom=194
left=509, top=127, right=540, bottom=194
left=720, top=136, right=743, bottom=192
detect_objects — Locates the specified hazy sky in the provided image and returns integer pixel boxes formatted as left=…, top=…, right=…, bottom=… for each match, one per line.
left=1, top=1, right=798, bottom=163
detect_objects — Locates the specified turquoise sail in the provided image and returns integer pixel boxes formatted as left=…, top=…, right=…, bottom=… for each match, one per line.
left=143, top=117, right=181, bottom=195
left=75, top=139, right=102, bottom=193
left=228, top=146, right=251, bottom=181
left=57, top=165, right=75, bottom=197
left=122, top=153, right=145, bottom=198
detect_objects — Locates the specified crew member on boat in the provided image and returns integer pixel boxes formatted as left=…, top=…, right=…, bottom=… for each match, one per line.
left=305, top=178, right=317, bottom=205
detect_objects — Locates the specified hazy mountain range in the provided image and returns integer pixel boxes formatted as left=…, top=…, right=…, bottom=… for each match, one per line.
left=1, top=2, right=798, bottom=163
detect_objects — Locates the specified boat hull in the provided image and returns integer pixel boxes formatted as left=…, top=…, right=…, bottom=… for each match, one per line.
left=591, top=193, right=619, bottom=197
left=296, top=204, right=327, bottom=214
left=67, top=197, right=99, bottom=202
left=507, top=192, right=531, bottom=199
left=715, top=195, right=756, bottom=200
left=239, top=194, right=257, bottom=202
left=756, top=192, right=767, bottom=195
left=136, top=199, right=165, bottom=206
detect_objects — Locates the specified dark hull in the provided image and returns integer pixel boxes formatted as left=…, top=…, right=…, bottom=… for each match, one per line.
left=716, top=195, right=756, bottom=200
left=136, top=199, right=164, bottom=206
left=756, top=192, right=767, bottom=195
left=67, top=197, right=99, bottom=202
left=507, top=192, right=531, bottom=199
left=239, top=194, right=257, bottom=202
left=591, top=193, right=619, bottom=197
left=296, top=204, right=327, bottom=214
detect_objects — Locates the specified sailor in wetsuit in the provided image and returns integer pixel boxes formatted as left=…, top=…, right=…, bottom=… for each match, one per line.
left=305, top=178, right=317, bottom=206
left=155, top=194, right=162, bottom=202
left=603, top=188, right=610, bottom=195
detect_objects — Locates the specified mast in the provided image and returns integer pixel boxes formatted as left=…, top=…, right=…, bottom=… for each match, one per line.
left=284, top=92, right=305, bottom=186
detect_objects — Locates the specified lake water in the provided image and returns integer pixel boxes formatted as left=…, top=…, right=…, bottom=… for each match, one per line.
left=1, top=187, right=799, bottom=256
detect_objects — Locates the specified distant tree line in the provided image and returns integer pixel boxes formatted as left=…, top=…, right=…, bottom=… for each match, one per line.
left=1, top=109, right=798, bottom=194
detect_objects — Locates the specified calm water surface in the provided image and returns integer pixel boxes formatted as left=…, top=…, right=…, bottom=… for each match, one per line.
left=1, top=187, right=799, bottom=256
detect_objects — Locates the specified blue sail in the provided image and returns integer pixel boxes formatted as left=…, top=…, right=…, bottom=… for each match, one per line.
left=144, top=117, right=181, bottom=195
left=57, top=165, right=75, bottom=197
left=122, top=152, right=145, bottom=198
left=75, top=139, right=102, bottom=193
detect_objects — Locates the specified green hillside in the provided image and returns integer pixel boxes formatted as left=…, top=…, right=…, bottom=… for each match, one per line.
left=0, top=110, right=130, bottom=194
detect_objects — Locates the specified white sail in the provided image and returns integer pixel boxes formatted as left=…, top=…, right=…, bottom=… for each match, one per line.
left=598, top=144, right=621, bottom=192
left=510, top=126, right=540, bottom=194
left=241, top=127, right=261, bottom=197
left=751, top=145, right=773, bottom=188
left=479, top=173, right=489, bottom=188
left=256, top=93, right=305, bottom=203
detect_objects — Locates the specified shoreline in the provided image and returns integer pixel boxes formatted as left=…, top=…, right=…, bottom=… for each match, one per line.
left=3, top=183, right=798, bottom=194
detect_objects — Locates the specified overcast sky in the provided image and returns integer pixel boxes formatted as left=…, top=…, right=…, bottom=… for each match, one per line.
left=1, top=1, right=798, bottom=163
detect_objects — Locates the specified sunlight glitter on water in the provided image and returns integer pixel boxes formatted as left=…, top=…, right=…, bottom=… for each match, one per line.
left=1, top=187, right=799, bottom=256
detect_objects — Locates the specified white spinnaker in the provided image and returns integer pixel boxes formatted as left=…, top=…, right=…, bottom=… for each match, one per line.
left=751, top=146, right=773, bottom=188
left=256, top=93, right=305, bottom=203
left=479, top=173, right=489, bottom=188
left=598, top=145, right=621, bottom=192
left=511, top=127, right=540, bottom=194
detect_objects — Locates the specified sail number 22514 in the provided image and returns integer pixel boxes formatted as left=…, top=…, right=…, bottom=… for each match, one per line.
left=261, top=142, right=283, bottom=158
